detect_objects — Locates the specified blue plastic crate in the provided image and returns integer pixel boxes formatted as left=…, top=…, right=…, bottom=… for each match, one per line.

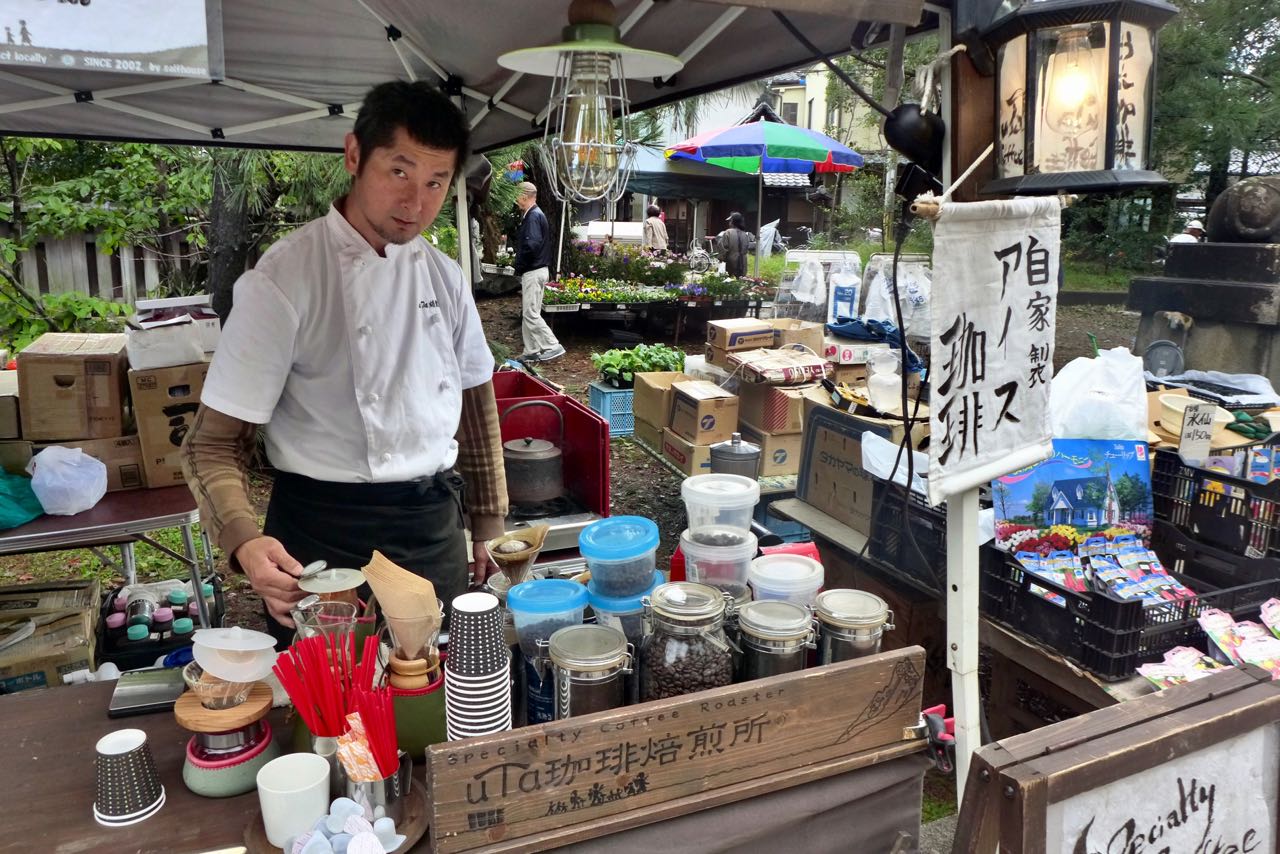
left=753, top=493, right=812, bottom=543
left=587, top=382, right=634, bottom=437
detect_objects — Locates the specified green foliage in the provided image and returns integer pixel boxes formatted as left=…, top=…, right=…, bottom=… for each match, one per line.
left=544, top=277, right=671, bottom=305
left=1027, top=481, right=1053, bottom=519
left=428, top=222, right=459, bottom=259
left=591, top=344, right=686, bottom=384
left=562, top=241, right=688, bottom=288
left=0, top=285, right=130, bottom=353
left=1115, top=473, right=1152, bottom=519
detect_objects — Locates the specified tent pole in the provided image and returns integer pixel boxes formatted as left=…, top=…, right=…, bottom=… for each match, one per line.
left=556, top=201, right=568, bottom=277
left=754, top=172, right=763, bottom=277
left=450, top=94, right=473, bottom=285
left=947, top=487, right=981, bottom=803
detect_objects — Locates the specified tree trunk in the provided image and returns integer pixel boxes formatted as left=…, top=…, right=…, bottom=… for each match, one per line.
left=207, top=150, right=254, bottom=323
left=1205, top=152, right=1231, bottom=216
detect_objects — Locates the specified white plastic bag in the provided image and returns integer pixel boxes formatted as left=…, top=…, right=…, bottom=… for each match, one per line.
left=827, top=256, right=863, bottom=323
left=26, top=446, right=108, bottom=516
left=1050, top=347, right=1148, bottom=440
left=791, top=259, right=826, bottom=305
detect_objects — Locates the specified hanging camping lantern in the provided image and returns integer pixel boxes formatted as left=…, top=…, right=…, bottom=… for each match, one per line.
left=982, top=0, right=1177, bottom=195
left=497, top=0, right=683, bottom=203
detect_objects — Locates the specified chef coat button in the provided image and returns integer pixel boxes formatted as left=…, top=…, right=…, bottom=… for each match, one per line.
left=438, top=380, right=449, bottom=391
left=368, top=392, right=381, bottom=403
left=358, top=325, right=371, bottom=336
left=381, top=452, right=392, bottom=463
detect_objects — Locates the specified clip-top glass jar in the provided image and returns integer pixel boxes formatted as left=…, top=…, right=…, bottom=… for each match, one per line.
left=640, top=582, right=734, bottom=701
left=814, top=589, right=894, bottom=664
left=548, top=624, right=632, bottom=719
left=736, top=600, right=815, bottom=681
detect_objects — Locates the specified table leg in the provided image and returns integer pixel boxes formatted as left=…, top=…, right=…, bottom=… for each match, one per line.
left=199, top=527, right=216, bottom=581
left=120, top=542, right=137, bottom=587
left=181, top=524, right=210, bottom=629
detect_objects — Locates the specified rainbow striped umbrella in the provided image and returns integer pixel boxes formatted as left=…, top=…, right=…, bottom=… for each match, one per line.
left=664, top=121, right=864, bottom=174
left=664, top=122, right=862, bottom=273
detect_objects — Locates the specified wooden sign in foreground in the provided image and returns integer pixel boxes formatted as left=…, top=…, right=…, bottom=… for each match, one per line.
left=426, top=647, right=926, bottom=852
left=954, top=665, right=1280, bottom=854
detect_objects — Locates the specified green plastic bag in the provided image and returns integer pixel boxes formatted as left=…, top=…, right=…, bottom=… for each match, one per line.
left=0, top=473, right=43, bottom=531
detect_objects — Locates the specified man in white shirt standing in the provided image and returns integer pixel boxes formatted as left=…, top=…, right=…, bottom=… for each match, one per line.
left=1168, top=219, right=1204, bottom=244
left=513, top=183, right=565, bottom=363
left=182, top=81, right=507, bottom=645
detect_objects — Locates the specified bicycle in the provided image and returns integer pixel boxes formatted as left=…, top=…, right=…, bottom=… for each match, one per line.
left=686, top=236, right=715, bottom=274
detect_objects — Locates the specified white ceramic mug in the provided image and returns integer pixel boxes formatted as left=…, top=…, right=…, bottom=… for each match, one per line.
left=255, top=752, right=331, bottom=847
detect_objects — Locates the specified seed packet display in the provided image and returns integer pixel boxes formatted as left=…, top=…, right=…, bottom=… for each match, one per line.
left=1202, top=453, right=1244, bottom=477
left=1262, top=598, right=1280, bottom=638
left=1136, top=646, right=1229, bottom=689
left=1245, top=448, right=1277, bottom=484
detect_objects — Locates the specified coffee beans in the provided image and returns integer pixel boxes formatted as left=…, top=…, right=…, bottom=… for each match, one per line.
left=689, top=530, right=751, bottom=548
left=497, top=540, right=530, bottom=554
left=591, top=557, right=655, bottom=597
left=640, top=632, right=733, bottom=701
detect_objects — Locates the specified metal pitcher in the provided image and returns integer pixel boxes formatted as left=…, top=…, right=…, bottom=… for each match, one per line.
left=500, top=400, right=565, bottom=505
left=710, top=432, right=761, bottom=479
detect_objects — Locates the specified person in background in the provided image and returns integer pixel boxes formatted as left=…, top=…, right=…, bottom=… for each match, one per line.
left=180, top=81, right=506, bottom=646
left=513, top=182, right=565, bottom=363
left=1169, top=219, right=1205, bottom=244
left=716, top=211, right=756, bottom=278
left=643, top=204, right=669, bottom=251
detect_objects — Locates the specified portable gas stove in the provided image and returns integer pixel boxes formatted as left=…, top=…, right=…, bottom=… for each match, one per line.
left=505, top=494, right=601, bottom=553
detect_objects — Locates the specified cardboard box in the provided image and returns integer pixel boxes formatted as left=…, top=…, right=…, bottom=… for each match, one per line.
left=0, top=441, right=31, bottom=476
left=130, top=361, right=208, bottom=488
left=771, top=319, right=825, bottom=357
left=662, top=428, right=713, bottom=476
left=797, top=397, right=878, bottom=535
left=37, top=435, right=145, bottom=492
left=739, top=422, right=803, bottom=476
left=737, top=382, right=814, bottom=435
left=806, top=388, right=930, bottom=450
left=632, top=372, right=693, bottom=429
left=830, top=364, right=869, bottom=386
left=735, top=349, right=831, bottom=386
left=633, top=417, right=665, bottom=451
left=704, top=344, right=738, bottom=373
left=0, top=371, right=19, bottom=439
left=17, top=333, right=129, bottom=441
left=823, top=336, right=891, bottom=366
left=0, top=579, right=99, bottom=617
left=0, top=610, right=95, bottom=692
left=669, top=380, right=739, bottom=444
left=135, top=295, right=221, bottom=353
left=706, top=318, right=775, bottom=352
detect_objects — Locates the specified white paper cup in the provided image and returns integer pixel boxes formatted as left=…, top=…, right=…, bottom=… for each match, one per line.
left=256, top=752, right=331, bottom=847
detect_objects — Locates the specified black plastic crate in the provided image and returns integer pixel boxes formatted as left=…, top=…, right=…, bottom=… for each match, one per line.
left=869, top=480, right=947, bottom=597
left=979, top=522, right=1280, bottom=681
left=97, top=577, right=226, bottom=671
left=1152, top=447, right=1280, bottom=560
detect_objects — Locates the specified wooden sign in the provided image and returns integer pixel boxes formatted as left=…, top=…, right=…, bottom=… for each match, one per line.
left=954, top=666, right=1280, bottom=854
left=426, top=647, right=926, bottom=853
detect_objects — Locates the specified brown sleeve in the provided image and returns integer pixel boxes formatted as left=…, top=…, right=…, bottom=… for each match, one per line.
left=455, top=380, right=508, bottom=541
left=180, top=403, right=262, bottom=564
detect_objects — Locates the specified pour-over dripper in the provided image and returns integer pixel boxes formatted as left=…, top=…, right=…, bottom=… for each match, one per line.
left=291, top=597, right=357, bottom=642
left=182, top=661, right=254, bottom=710
left=487, top=525, right=550, bottom=586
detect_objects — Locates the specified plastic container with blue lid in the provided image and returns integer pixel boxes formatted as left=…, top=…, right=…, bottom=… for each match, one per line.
left=578, top=516, right=660, bottom=598
left=588, top=570, right=664, bottom=647
left=507, top=579, right=589, bottom=658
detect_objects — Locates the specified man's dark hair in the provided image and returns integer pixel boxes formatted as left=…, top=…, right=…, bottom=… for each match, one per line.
left=646, top=204, right=661, bottom=217
left=352, top=81, right=470, bottom=173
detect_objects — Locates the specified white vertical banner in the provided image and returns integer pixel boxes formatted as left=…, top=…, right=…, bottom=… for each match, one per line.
left=928, top=197, right=1061, bottom=506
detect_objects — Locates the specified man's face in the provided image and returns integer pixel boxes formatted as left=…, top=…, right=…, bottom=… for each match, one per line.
left=342, top=127, right=455, bottom=252
left=517, top=192, right=535, bottom=212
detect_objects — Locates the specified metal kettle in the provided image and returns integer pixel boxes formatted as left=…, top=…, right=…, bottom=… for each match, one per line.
left=500, top=400, right=565, bottom=505
left=710, top=432, right=761, bottom=479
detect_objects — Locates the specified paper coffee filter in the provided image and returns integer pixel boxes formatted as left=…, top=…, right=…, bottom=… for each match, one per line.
left=385, top=612, right=439, bottom=661
left=487, top=525, right=549, bottom=586
left=363, top=550, right=441, bottom=637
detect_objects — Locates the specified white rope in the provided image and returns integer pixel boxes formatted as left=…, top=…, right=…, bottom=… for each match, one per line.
left=912, top=44, right=966, bottom=114
left=942, top=143, right=994, bottom=202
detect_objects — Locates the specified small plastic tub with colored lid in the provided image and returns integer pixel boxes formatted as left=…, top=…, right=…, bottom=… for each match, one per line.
left=679, top=526, right=757, bottom=600
left=507, top=578, right=589, bottom=659
left=578, top=516, right=660, bottom=598
left=681, top=474, right=760, bottom=531
left=587, top=570, right=664, bottom=648
left=749, top=554, right=824, bottom=607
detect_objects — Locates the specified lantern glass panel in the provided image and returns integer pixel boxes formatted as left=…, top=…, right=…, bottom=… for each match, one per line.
left=1114, top=22, right=1155, bottom=171
left=996, top=34, right=1028, bottom=179
left=1033, top=23, right=1108, bottom=175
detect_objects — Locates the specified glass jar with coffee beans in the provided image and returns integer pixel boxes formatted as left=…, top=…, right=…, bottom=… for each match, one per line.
left=640, top=582, right=735, bottom=702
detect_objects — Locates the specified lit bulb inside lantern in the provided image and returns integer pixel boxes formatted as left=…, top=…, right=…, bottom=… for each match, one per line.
left=1043, top=27, right=1102, bottom=137
left=556, top=51, right=618, bottom=196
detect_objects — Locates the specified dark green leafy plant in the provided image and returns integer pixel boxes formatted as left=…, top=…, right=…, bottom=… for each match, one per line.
left=0, top=280, right=130, bottom=353
left=591, top=343, right=686, bottom=384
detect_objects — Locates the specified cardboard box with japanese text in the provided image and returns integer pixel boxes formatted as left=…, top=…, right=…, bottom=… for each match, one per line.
left=797, top=396, right=876, bottom=535
left=738, top=422, right=803, bottom=477
left=17, top=333, right=129, bottom=441
left=662, top=428, right=713, bottom=477
left=129, top=362, right=208, bottom=488
left=823, top=337, right=891, bottom=366
left=632, top=372, right=693, bottom=429
left=770, top=319, right=825, bottom=357
left=0, top=610, right=95, bottom=693
left=669, top=380, right=739, bottom=445
left=706, top=318, right=774, bottom=352
left=0, top=580, right=99, bottom=617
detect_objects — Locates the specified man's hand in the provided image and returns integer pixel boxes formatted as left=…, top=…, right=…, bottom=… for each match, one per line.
left=469, top=540, right=498, bottom=587
left=235, top=536, right=306, bottom=626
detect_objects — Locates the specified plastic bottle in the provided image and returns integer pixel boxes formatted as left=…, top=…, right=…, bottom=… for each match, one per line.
left=152, top=607, right=174, bottom=639
left=167, top=589, right=189, bottom=613
left=171, top=617, right=195, bottom=641
left=126, top=624, right=150, bottom=645
left=105, top=612, right=127, bottom=645
left=61, top=662, right=121, bottom=685
left=200, top=582, right=216, bottom=614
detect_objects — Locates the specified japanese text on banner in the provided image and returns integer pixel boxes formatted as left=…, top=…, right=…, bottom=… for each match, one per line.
left=928, top=198, right=1062, bottom=505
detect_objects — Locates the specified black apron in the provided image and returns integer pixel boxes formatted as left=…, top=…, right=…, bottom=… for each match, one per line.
left=262, top=470, right=470, bottom=648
